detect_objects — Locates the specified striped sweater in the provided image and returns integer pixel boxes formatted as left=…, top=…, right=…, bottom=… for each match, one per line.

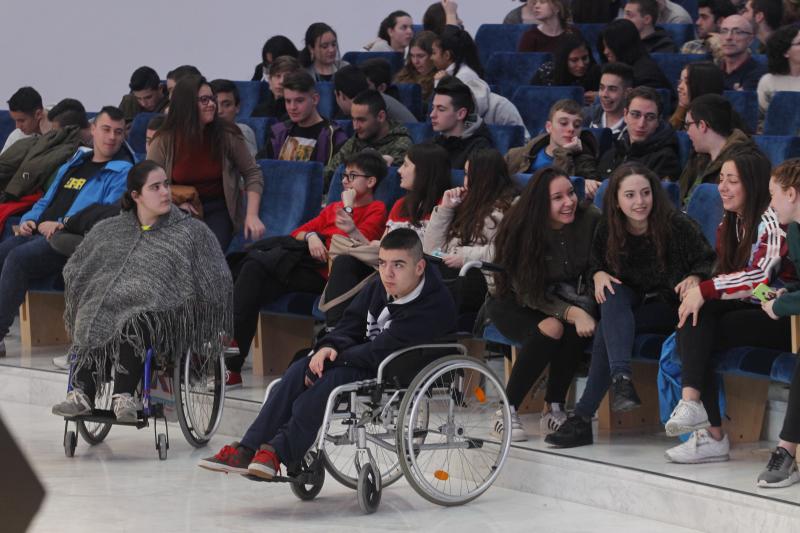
left=698, top=207, right=797, bottom=301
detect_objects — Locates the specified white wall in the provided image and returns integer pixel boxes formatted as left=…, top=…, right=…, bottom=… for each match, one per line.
left=0, top=0, right=512, bottom=111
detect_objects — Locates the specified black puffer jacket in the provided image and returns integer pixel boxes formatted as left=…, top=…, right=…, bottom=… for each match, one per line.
left=433, top=118, right=495, bottom=170
left=598, top=122, right=680, bottom=180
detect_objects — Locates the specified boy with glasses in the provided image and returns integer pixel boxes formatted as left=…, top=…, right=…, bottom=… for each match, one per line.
left=223, top=149, right=388, bottom=387
left=598, top=87, right=680, bottom=181
left=719, top=14, right=767, bottom=89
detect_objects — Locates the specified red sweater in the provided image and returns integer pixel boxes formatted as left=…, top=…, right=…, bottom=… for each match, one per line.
left=171, top=133, right=224, bottom=199
left=290, top=200, right=388, bottom=278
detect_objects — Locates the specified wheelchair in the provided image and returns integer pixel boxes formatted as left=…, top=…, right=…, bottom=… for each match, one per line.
left=251, top=342, right=513, bottom=514
left=60, top=346, right=226, bottom=460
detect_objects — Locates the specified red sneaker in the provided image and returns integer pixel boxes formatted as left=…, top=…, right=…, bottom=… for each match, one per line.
left=225, top=370, right=243, bottom=390
left=197, top=442, right=254, bottom=474
left=248, top=445, right=281, bottom=479
left=225, top=339, right=240, bottom=356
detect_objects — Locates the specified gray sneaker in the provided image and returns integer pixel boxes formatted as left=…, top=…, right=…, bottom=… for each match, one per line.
left=52, top=354, right=70, bottom=370
left=52, top=390, right=93, bottom=417
left=758, top=447, right=800, bottom=488
left=112, top=393, right=140, bottom=423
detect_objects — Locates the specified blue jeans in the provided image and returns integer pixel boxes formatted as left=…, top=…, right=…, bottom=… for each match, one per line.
left=574, top=283, right=677, bottom=418
left=0, top=235, right=68, bottom=339
left=241, top=357, right=370, bottom=465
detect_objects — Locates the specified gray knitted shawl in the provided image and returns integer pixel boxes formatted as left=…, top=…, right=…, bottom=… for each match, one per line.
left=64, top=205, right=233, bottom=379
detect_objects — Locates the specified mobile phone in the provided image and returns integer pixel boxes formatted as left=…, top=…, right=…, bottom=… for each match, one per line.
left=753, top=283, right=775, bottom=303
left=431, top=250, right=446, bottom=258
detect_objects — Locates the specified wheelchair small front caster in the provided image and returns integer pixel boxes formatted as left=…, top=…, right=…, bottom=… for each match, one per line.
left=156, top=433, right=168, bottom=460
left=357, top=463, right=381, bottom=514
left=64, top=430, right=77, bottom=458
left=290, top=451, right=325, bottom=501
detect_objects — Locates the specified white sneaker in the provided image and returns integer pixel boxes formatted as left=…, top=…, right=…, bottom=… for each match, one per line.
left=492, top=406, right=527, bottom=442
left=540, top=403, right=567, bottom=435
left=665, top=429, right=730, bottom=464
left=112, top=393, right=140, bottom=423
left=53, top=354, right=70, bottom=370
left=665, top=399, right=710, bottom=437
left=52, top=389, right=93, bottom=417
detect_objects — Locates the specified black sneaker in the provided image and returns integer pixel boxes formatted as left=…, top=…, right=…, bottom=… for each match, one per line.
left=544, top=414, right=593, bottom=448
left=611, top=374, right=641, bottom=412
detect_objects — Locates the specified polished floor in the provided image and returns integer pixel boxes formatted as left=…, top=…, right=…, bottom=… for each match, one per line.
left=1, top=401, right=702, bottom=533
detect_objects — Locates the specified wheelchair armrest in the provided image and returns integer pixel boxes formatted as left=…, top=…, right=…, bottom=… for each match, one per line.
left=458, top=260, right=503, bottom=277
left=376, top=343, right=467, bottom=384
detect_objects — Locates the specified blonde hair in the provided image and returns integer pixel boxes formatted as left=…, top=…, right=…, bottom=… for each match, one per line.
left=772, top=158, right=800, bottom=191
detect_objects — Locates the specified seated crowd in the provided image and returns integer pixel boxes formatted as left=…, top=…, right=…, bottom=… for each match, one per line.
left=3, top=0, right=800, bottom=492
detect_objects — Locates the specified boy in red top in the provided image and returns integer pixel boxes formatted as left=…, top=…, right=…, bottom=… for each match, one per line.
left=226, top=149, right=388, bottom=386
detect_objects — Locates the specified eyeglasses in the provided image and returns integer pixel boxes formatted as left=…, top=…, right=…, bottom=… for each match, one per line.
left=198, top=95, right=218, bottom=106
left=627, top=110, right=659, bottom=123
left=683, top=120, right=697, bottom=131
left=342, top=172, right=369, bottom=182
left=719, top=28, right=753, bottom=37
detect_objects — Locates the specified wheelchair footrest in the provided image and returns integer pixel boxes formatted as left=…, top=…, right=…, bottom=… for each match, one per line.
left=243, top=474, right=296, bottom=484
left=63, top=408, right=152, bottom=429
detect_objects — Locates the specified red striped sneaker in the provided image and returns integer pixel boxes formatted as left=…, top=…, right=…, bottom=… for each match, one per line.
left=198, top=442, right=254, bottom=474
left=247, top=445, right=281, bottom=480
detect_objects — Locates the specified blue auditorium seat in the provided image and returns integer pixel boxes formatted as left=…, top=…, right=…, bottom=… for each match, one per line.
left=676, top=0, right=699, bottom=19
left=751, top=54, right=767, bottom=71
left=237, top=117, right=274, bottom=152
left=342, top=51, right=405, bottom=75
left=575, top=24, right=605, bottom=58
left=676, top=131, right=693, bottom=169
left=315, top=82, right=337, bottom=120
left=404, top=122, right=434, bottom=144
left=327, top=164, right=405, bottom=210
left=484, top=52, right=552, bottom=98
left=754, top=135, right=800, bottom=166
left=771, top=353, right=798, bottom=384
left=589, top=127, right=613, bottom=155
left=233, top=81, right=263, bottom=119
left=724, top=90, right=758, bottom=134
left=511, top=85, right=584, bottom=136
left=661, top=24, right=696, bottom=48
left=487, top=125, right=526, bottom=155
left=763, top=92, right=800, bottom=136
left=334, top=119, right=354, bottom=137
left=475, top=24, right=533, bottom=67
left=650, top=53, right=710, bottom=88
left=395, top=83, right=424, bottom=120
left=127, top=112, right=159, bottom=154
left=227, top=160, right=324, bottom=254
left=685, top=183, right=723, bottom=246
left=0, top=111, right=16, bottom=148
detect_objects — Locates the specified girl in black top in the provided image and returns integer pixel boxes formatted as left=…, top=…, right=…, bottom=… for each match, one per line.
left=531, top=34, right=601, bottom=106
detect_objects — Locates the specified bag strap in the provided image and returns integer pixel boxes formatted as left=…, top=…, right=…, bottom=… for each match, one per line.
left=318, top=272, right=377, bottom=312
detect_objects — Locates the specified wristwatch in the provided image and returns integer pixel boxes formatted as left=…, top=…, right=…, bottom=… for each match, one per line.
left=343, top=206, right=353, bottom=215
left=304, top=231, right=318, bottom=242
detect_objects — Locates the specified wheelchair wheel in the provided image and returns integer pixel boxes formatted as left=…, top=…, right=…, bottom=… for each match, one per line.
left=357, top=463, right=381, bottom=514
left=321, top=393, right=410, bottom=490
left=290, top=451, right=325, bottom=501
left=64, top=429, right=77, bottom=457
left=174, top=349, right=225, bottom=447
left=397, top=355, right=512, bottom=507
left=77, top=375, right=114, bottom=445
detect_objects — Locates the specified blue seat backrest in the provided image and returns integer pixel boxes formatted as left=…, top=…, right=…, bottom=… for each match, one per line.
left=593, top=180, right=681, bottom=210
left=127, top=112, right=160, bottom=154
left=676, top=130, right=693, bottom=169
left=334, top=119, right=354, bottom=137
left=395, top=83, right=424, bottom=120
left=511, top=85, right=584, bottom=136
left=650, top=53, right=710, bottom=88
left=342, top=51, right=405, bottom=75
left=451, top=169, right=465, bottom=186
left=485, top=52, right=552, bottom=98
left=327, top=164, right=405, bottom=211
left=0, top=111, right=16, bottom=148
left=487, top=125, right=526, bottom=155
left=724, top=90, right=758, bottom=134
left=234, top=81, right=263, bottom=119
left=752, top=54, right=767, bottom=70
left=315, top=82, right=337, bottom=120
left=575, top=23, right=606, bottom=57
left=227, top=160, right=324, bottom=253
left=686, top=183, right=723, bottom=247
left=763, top=92, right=800, bottom=136
left=655, top=88, right=672, bottom=118
left=661, top=24, right=695, bottom=48
left=754, top=135, right=800, bottom=166
left=475, top=24, right=533, bottom=67
left=589, top=127, right=613, bottom=155
left=412, top=24, right=424, bottom=34
left=237, top=117, right=274, bottom=152
left=404, top=122, right=434, bottom=144
left=676, top=0, right=699, bottom=19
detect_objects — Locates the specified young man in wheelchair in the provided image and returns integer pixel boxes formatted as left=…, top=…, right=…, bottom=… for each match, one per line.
left=199, top=228, right=456, bottom=478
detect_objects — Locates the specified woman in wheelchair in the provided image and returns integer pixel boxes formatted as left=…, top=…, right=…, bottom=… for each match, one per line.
left=52, top=160, right=232, bottom=422
left=199, top=229, right=456, bottom=478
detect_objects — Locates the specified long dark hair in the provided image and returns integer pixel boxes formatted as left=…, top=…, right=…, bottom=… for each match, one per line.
left=447, top=148, right=516, bottom=246
left=298, top=22, right=338, bottom=67
left=121, top=160, right=164, bottom=211
left=552, top=33, right=599, bottom=87
left=603, top=162, right=674, bottom=274
left=155, top=75, right=239, bottom=160
left=402, top=144, right=451, bottom=226
left=261, top=35, right=299, bottom=66
left=493, top=166, right=573, bottom=299
left=716, top=149, right=773, bottom=274
left=435, top=26, right=485, bottom=79
left=685, top=61, right=724, bottom=101
left=767, top=24, right=800, bottom=75
left=598, top=19, right=647, bottom=66
left=378, top=10, right=411, bottom=43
